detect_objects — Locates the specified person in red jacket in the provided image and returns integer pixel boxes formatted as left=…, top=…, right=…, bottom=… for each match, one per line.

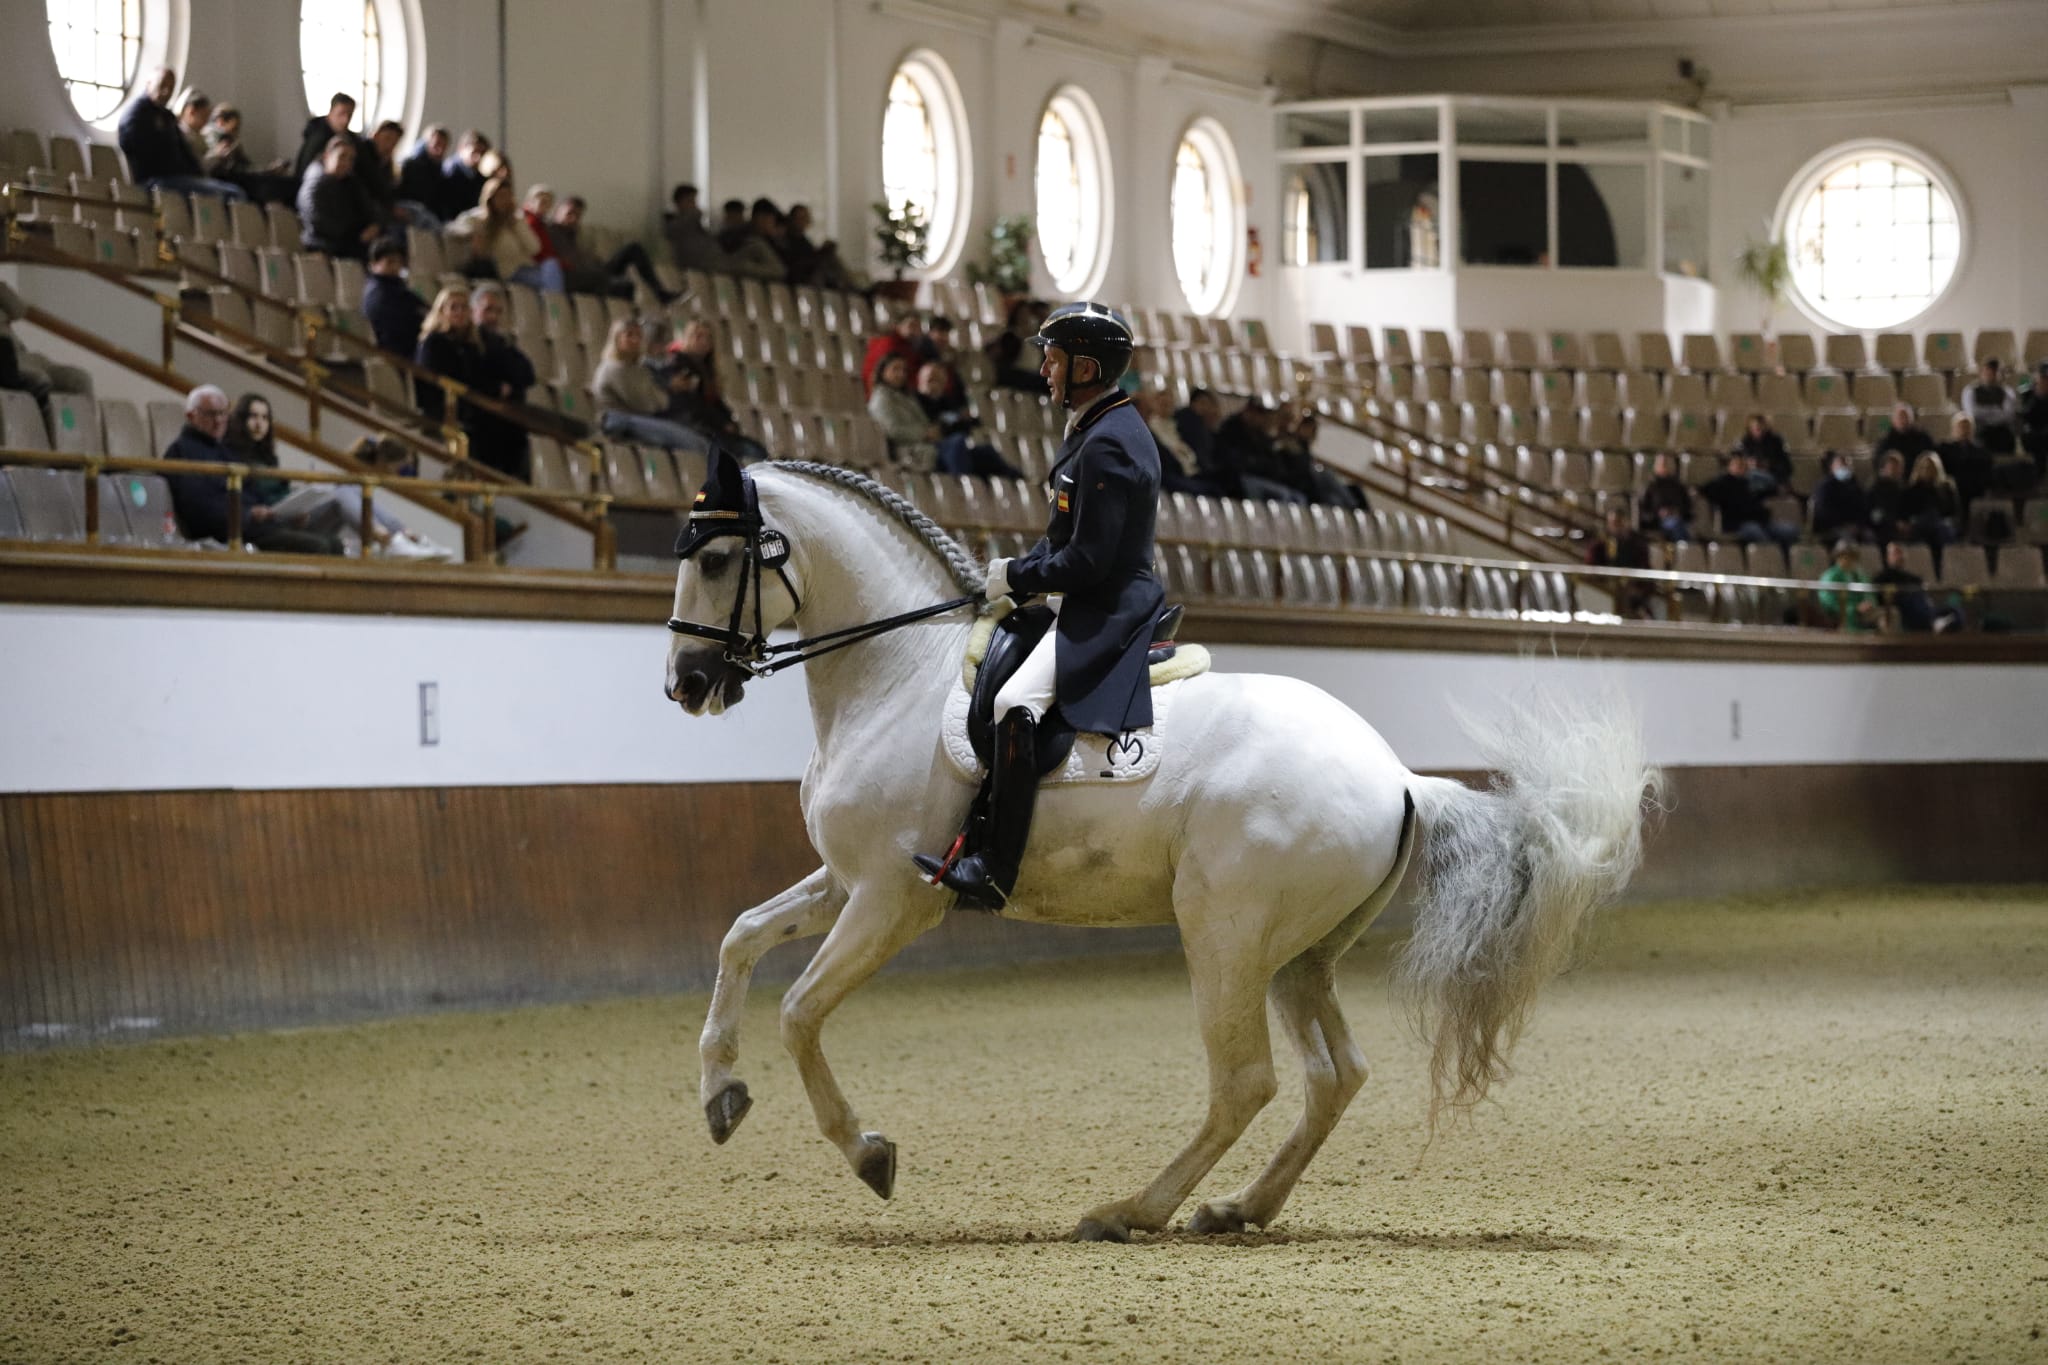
left=860, top=312, right=923, bottom=397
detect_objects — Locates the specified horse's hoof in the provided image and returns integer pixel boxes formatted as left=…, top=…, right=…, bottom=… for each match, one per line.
left=1071, top=1215, right=1131, bottom=1244
left=1188, top=1202, right=1248, bottom=1235
left=855, top=1133, right=897, bottom=1200
left=704, top=1081, right=752, bottom=1146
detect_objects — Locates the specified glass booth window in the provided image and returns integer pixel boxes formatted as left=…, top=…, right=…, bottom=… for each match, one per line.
left=1459, top=160, right=1547, bottom=266
left=1364, top=153, right=1438, bottom=269
left=1363, top=105, right=1440, bottom=145
left=1557, top=107, right=1649, bottom=152
left=1283, top=162, right=1349, bottom=265
left=1282, top=111, right=1350, bottom=150
left=1559, top=162, right=1646, bottom=269
left=1784, top=146, right=1961, bottom=329
left=1663, top=161, right=1709, bottom=279
left=1456, top=104, right=1547, bottom=147
left=47, top=0, right=144, bottom=125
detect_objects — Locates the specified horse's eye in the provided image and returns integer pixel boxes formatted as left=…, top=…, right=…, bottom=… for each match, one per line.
left=698, top=551, right=731, bottom=576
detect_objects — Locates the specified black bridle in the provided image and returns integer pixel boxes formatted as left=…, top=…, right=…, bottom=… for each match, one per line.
left=665, top=482, right=979, bottom=678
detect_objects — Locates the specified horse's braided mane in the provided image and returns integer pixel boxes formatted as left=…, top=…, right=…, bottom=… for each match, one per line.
left=765, top=460, right=989, bottom=601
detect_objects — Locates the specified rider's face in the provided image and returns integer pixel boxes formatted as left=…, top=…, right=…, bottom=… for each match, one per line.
left=1041, top=345, right=1069, bottom=407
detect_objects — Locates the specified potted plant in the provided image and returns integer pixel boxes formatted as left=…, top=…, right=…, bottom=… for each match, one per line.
left=967, top=214, right=1034, bottom=313
left=1733, top=233, right=1793, bottom=340
left=871, top=199, right=929, bottom=304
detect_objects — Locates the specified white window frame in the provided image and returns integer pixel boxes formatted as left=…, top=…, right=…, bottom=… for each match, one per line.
left=1034, top=85, right=1112, bottom=299
left=879, top=49, right=971, bottom=280
left=297, top=0, right=423, bottom=134
left=1172, top=117, right=1244, bottom=318
left=1773, top=138, right=1966, bottom=334
left=45, top=0, right=189, bottom=132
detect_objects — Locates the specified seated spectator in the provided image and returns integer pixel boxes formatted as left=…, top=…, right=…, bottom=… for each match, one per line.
left=1254, top=403, right=1322, bottom=504
left=163, top=385, right=337, bottom=553
left=715, top=199, right=752, bottom=253
left=1899, top=452, right=1960, bottom=546
left=1639, top=452, right=1692, bottom=541
left=663, top=184, right=733, bottom=275
left=1808, top=450, right=1869, bottom=542
left=520, top=184, right=566, bottom=280
left=549, top=195, right=676, bottom=303
left=1938, top=414, right=1993, bottom=511
left=0, top=282, right=93, bottom=412
left=175, top=89, right=211, bottom=167
left=908, top=360, right=1023, bottom=479
left=1817, top=539, right=1877, bottom=633
left=1698, top=452, right=1797, bottom=548
left=1220, top=401, right=1308, bottom=504
left=360, top=119, right=413, bottom=227
left=1960, top=357, right=2019, bottom=455
left=1736, top=412, right=1791, bottom=490
left=868, top=353, right=942, bottom=468
left=362, top=237, right=429, bottom=360
left=400, top=127, right=453, bottom=219
left=466, top=283, right=539, bottom=481
left=2021, top=361, right=2048, bottom=465
left=1873, top=540, right=1961, bottom=634
left=1875, top=403, right=1935, bottom=467
left=862, top=313, right=923, bottom=397
left=201, top=104, right=295, bottom=205
left=292, top=92, right=362, bottom=182
left=593, top=317, right=714, bottom=454
left=1173, top=389, right=1223, bottom=483
left=1586, top=505, right=1654, bottom=619
left=413, top=285, right=485, bottom=428
left=985, top=300, right=1051, bottom=394
left=440, top=131, right=492, bottom=224
left=1140, top=389, right=1206, bottom=494
left=914, top=317, right=963, bottom=392
left=451, top=177, right=561, bottom=292
left=225, top=392, right=447, bottom=559
left=724, top=197, right=790, bottom=281
left=117, top=67, right=244, bottom=200
left=654, top=321, right=769, bottom=464
left=782, top=204, right=850, bottom=288
left=297, top=136, right=379, bottom=260
left=1866, top=451, right=1909, bottom=543
left=1291, top=412, right=1368, bottom=510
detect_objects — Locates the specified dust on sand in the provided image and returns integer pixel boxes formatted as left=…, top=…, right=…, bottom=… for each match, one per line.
left=3, top=888, right=2044, bottom=1363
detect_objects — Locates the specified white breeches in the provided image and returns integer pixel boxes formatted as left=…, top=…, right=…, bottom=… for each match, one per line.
left=995, top=601, right=1060, bottom=721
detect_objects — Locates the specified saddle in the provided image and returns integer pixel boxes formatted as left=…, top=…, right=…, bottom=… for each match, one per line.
left=965, top=603, right=1189, bottom=777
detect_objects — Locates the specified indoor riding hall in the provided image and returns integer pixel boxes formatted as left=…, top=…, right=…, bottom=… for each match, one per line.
left=2, top=1, right=2045, bottom=1361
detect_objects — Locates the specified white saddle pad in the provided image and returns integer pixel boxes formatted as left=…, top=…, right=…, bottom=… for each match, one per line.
left=939, top=678, right=1180, bottom=786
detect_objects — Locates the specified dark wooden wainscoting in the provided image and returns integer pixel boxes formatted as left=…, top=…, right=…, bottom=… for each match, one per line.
left=3, top=764, right=2042, bottom=1046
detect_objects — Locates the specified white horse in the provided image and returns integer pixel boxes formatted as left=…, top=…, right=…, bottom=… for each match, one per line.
left=668, top=461, right=1657, bottom=1241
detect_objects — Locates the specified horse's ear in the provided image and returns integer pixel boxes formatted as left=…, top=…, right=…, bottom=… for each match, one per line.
left=676, top=446, right=751, bottom=559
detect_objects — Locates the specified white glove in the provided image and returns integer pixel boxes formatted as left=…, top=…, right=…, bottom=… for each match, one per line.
left=983, top=557, right=1012, bottom=601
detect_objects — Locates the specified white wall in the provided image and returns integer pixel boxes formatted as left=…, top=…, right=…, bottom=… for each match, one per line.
left=4, top=603, right=2045, bottom=795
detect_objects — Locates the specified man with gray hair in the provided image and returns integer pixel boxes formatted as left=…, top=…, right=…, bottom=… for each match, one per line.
left=162, top=386, right=338, bottom=554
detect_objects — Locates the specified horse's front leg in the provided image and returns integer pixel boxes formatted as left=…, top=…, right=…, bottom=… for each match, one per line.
left=778, top=884, right=943, bottom=1199
left=699, top=867, right=846, bottom=1144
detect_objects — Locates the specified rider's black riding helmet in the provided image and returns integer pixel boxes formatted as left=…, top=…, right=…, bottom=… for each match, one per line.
left=1032, top=302, right=1134, bottom=391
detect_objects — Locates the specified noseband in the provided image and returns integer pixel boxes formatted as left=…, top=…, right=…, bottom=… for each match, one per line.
left=666, top=477, right=979, bottom=678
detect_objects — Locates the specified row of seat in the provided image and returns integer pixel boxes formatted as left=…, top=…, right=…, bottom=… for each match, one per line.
left=1357, top=397, right=1911, bottom=459
left=1355, top=362, right=1979, bottom=419
left=0, top=465, right=184, bottom=548
left=2, top=128, right=125, bottom=186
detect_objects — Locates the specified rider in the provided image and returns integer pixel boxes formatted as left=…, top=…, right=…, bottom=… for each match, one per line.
left=913, top=302, right=1164, bottom=909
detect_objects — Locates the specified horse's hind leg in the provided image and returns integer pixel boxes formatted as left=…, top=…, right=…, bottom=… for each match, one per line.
left=699, top=867, right=846, bottom=1144
left=1187, top=954, right=1367, bottom=1233
left=1072, top=919, right=1277, bottom=1242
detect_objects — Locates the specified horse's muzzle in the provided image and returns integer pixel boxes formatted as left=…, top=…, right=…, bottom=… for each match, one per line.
left=669, top=655, right=750, bottom=716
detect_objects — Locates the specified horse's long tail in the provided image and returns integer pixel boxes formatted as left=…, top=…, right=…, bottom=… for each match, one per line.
left=1399, top=688, right=1661, bottom=1126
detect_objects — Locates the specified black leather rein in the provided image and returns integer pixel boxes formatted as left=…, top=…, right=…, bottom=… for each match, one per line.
left=667, top=591, right=981, bottom=677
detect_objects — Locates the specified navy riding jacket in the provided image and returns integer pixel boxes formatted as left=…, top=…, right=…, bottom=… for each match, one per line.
left=1005, top=390, right=1165, bottom=736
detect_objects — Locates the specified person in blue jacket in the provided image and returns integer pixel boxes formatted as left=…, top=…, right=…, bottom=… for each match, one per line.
left=914, top=302, right=1163, bottom=909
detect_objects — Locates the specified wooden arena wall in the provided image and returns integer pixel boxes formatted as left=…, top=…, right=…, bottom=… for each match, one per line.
left=5, top=762, right=2045, bottom=1047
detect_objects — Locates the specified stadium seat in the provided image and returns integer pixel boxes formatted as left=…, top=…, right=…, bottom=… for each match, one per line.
left=1973, top=329, right=2016, bottom=367
left=5, top=467, right=85, bottom=541
left=1995, top=546, right=2047, bottom=588
left=1923, top=332, right=1965, bottom=373
left=1823, top=333, right=1868, bottom=373
left=1680, top=333, right=1721, bottom=372
left=45, top=393, right=101, bottom=454
left=0, top=469, right=22, bottom=539
left=1936, top=544, right=1988, bottom=587
left=0, top=390, right=51, bottom=449
left=1726, top=333, right=1768, bottom=374
left=1776, top=333, right=1818, bottom=373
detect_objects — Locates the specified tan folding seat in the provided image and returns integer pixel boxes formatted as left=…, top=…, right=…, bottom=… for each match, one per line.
left=1592, top=451, right=1635, bottom=493
left=1380, top=328, right=1413, bottom=366
left=1497, top=405, right=1537, bottom=447
left=1450, top=367, right=1491, bottom=407
left=1582, top=408, right=1624, bottom=451
left=1851, top=373, right=1898, bottom=413
left=1461, top=403, right=1500, bottom=448
left=1923, top=332, right=1965, bottom=373
left=1419, top=330, right=1454, bottom=366
left=1899, top=371, right=1950, bottom=416
left=1803, top=371, right=1853, bottom=410
left=1535, top=407, right=1574, bottom=448
left=362, top=357, right=412, bottom=415
left=1704, top=542, right=1746, bottom=578
left=1782, top=452, right=1823, bottom=496
left=1814, top=412, right=1861, bottom=451
left=1375, top=365, right=1414, bottom=402
left=88, top=141, right=125, bottom=184
left=1973, top=329, right=2016, bottom=367
left=4, top=468, right=85, bottom=542
left=95, top=399, right=148, bottom=460
left=1665, top=373, right=1709, bottom=411
left=1744, top=542, right=1786, bottom=577
left=1342, top=325, right=1375, bottom=363
left=1553, top=450, right=1593, bottom=493
left=1416, top=366, right=1453, bottom=403
left=1778, top=413, right=1819, bottom=456
left=1617, top=370, right=1661, bottom=411
left=186, top=192, right=230, bottom=244
left=1668, top=409, right=1715, bottom=453
left=2024, top=331, right=2048, bottom=371
left=153, top=188, right=194, bottom=241
left=294, top=253, right=335, bottom=306
left=1584, top=331, right=1626, bottom=372
left=1575, top=370, right=1619, bottom=409
left=1532, top=368, right=1572, bottom=410
left=1775, top=333, right=1818, bottom=374
left=216, top=243, right=259, bottom=293
left=1871, top=332, right=1915, bottom=374
left=1680, top=333, right=1721, bottom=372
left=1543, top=331, right=1584, bottom=371
left=1821, top=333, right=1867, bottom=373
left=1726, top=333, right=1768, bottom=374
left=42, top=392, right=100, bottom=456
left=207, top=288, right=254, bottom=342
left=0, top=390, right=52, bottom=449
left=223, top=198, right=265, bottom=248
left=1708, top=372, right=1755, bottom=412
left=1307, top=321, right=1340, bottom=357
left=1458, top=330, right=1495, bottom=369
left=1937, top=544, right=1989, bottom=587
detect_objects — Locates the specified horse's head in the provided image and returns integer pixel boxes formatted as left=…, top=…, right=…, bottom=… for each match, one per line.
left=665, top=453, right=803, bottom=715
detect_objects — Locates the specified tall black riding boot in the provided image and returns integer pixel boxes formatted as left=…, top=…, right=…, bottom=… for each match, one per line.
left=912, top=708, right=1041, bottom=910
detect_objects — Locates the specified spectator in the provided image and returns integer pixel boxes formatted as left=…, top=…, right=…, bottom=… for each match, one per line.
left=296, top=136, right=379, bottom=260
left=291, top=92, right=361, bottom=183
left=1698, top=452, right=1798, bottom=548
left=912, top=317, right=968, bottom=408
left=466, top=283, right=538, bottom=481
left=1219, top=401, right=1307, bottom=504
left=201, top=104, right=294, bottom=204
left=360, top=119, right=411, bottom=226
left=162, top=385, right=337, bottom=553
left=520, top=184, right=565, bottom=279
left=723, top=198, right=789, bottom=281
left=1736, top=412, right=1791, bottom=490
left=914, top=361, right=1024, bottom=479
left=1873, top=540, right=1961, bottom=634
left=1867, top=450, right=1909, bottom=543
left=1938, top=413, right=1993, bottom=512
left=783, top=204, right=851, bottom=288
left=399, top=126, right=453, bottom=218
left=1256, top=403, right=1323, bottom=504
left=1875, top=403, right=1936, bottom=467
left=1960, top=357, right=2019, bottom=455
left=2021, top=361, right=2048, bottom=466
left=985, top=299, right=1051, bottom=394
left=1899, top=452, right=1960, bottom=546
left=1173, top=389, right=1223, bottom=479
left=1808, top=450, right=1869, bottom=542
left=412, top=285, right=485, bottom=428
left=868, top=353, right=942, bottom=469
left=663, top=184, right=733, bottom=275
left=861, top=313, right=923, bottom=397
left=1817, top=539, right=1877, bottom=633
left=1586, top=505, right=1653, bottom=619
left=440, top=132, right=492, bottom=224
left=914, top=359, right=972, bottom=435
left=654, top=321, right=769, bottom=463
left=451, top=177, right=561, bottom=292
left=362, top=237, right=429, bottom=359
left=1639, top=452, right=1692, bottom=541
left=1141, top=389, right=1213, bottom=495
left=593, top=317, right=713, bottom=454
left=174, top=89, right=211, bottom=167
left=117, top=67, right=244, bottom=199
left=715, top=198, right=751, bottom=252
left=224, top=392, right=446, bottom=559
left=549, top=195, right=676, bottom=302
left=1292, top=412, right=1368, bottom=510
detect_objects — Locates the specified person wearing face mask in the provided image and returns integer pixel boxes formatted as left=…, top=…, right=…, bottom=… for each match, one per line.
left=1807, top=450, right=1870, bottom=542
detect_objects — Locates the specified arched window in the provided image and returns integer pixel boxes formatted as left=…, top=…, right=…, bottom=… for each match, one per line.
left=299, top=0, right=420, bottom=129
left=1779, top=142, right=1963, bottom=330
left=47, top=0, right=145, bottom=125
left=1034, top=86, right=1111, bottom=297
left=1172, top=119, right=1243, bottom=316
left=880, top=52, right=970, bottom=278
